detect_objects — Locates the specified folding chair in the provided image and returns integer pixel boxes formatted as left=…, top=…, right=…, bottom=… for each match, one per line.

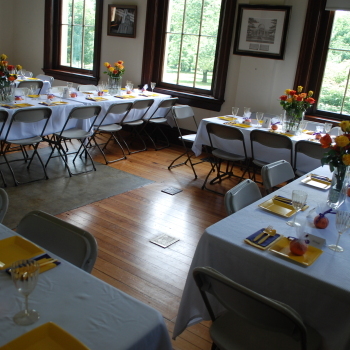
left=294, top=140, right=326, bottom=177
left=36, top=74, right=54, bottom=85
left=90, top=101, right=133, bottom=163
left=168, top=105, right=204, bottom=179
left=224, top=179, right=262, bottom=215
left=77, top=85, right=98, bottom=92
left=17, top=210, right=98, bottom=273
left=261, top=160, right=295, bottom=194
left=193, top=267, right=322, bottom=350
left=120, top=99, right=154, bottom=154
left=250, top=129, right=293, bottom=183
left=202, top=123, right=250, bottom=195
left=2, top=107, right=52, bottom=185
left=17, top=80, right=44, bottom=94
left=45, top=105, right=101, bottom=176
left=141, top=97, right=178, bottom=150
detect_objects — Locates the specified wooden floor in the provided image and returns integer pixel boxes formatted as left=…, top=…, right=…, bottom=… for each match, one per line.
left=53, top=137, right=257, bottom=350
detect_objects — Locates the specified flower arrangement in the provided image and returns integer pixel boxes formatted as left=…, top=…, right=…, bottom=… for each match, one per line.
left=0, top=54, right=21, bottom=101
left=320, top=121, right=350, bottom=171
left=279, top=86, right=316, bottom=118
left=103, top=60, right=125, bottom=79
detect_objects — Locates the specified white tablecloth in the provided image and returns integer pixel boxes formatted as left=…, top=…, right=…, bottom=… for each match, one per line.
left=173, top=166, right=350, bottom=350
left=0, top=224, right=172, bottom=350
left=192, top=117, right=321, bottom=174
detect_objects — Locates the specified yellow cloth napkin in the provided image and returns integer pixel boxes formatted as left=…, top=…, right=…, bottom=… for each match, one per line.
left=15, top=103, right=34, bottom=108
left=28, top=95, right=40, bottom=98
left=218, top=116, right=236, bottom=121
left=39, top=101, right=68, bottom=106
left=223, top=122, right=251, bottom=128
left=86, top=97, right=108, bottom=101
left=114, top=95, right=136, bottom=99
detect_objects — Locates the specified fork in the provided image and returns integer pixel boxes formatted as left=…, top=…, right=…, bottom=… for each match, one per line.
left=253, top=225, right=273, bottom=242
left=258, top=228, right=277, bottom=244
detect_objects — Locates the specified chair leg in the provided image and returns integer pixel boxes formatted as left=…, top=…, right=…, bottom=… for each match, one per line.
left=143, top=125, right=170, bottom=150
left=91, top=133, right=127, bottom=164
left=168, top=149, right=199, bottom=179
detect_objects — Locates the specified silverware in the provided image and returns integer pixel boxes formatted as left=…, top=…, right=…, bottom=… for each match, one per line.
left=310, top=174, right=331, bottom=182
left=39, top=259, right=58, bottom=268
left=258, top=228, right=277, bottom=244
left=253, top=225, right=273, bottom=242
left=274, top=196, right=308, bottom=211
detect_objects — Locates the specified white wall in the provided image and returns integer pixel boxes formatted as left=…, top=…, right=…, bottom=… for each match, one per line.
left=6, top=0, right=308, bottom=128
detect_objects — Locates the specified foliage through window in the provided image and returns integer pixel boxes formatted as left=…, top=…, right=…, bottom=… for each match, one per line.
left=318, top=11, right=350, bottom=116
left=162, top=0, right=221, bottom=91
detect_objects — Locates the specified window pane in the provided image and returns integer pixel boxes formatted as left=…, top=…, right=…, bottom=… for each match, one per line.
left=195, top=36, right=216, bottom=89
left=60, top=24, right=71, bottom=66
left=329, top=11, right=350, bottom=51
left=72, top=25, right=83, bottom=68
left=183, top=0, right=202, bottom=35
left=318, top=51, right=349, bottom=113
left=84, top=0, right=96, bottom=26
left=201, top=0, right=221, bottom=36
left=163, top=33, right=181, bottom=84
left=83, top=26, right=95, bottom=70
left=61, top=0, right=73, bottom=25
left=73, top=0, right=84, bottom=25
left=178, top=34, right=199, bottom=87
left=167, top=0, right=185, bottom=33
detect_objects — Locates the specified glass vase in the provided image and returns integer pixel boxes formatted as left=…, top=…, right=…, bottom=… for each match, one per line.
left=327, top=166, right=349, bottom=209
left=108, top=76, right=122, bottom=95
left=283, top=110, right=305, bottom=135
left=0, top=83, right=15, bottom=103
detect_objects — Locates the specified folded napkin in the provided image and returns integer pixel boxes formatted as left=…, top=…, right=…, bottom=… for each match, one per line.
left=6, top=254, right=61, bottom=275
left=39, top=101, right=68, bottom=106
left=86, top=97, right=108, bottom=101
left=1, top=104, right=19, bottom=109
left=244, top=228, right=282, bottom=250
left=28, top=94, right=40, bottom=98
left=218, top=116, right=236, bottom=121
left=223, top=122, right=251, bottom=128
left=81, top=91, right=94, bottom=94
left=114, top=95, right=136, bottom=99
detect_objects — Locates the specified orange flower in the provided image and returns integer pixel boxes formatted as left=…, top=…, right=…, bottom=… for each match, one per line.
left=320, top=134, right=332, bottom=148
left=305, top=97, right=315, bottom=104
left=300, top=93, right=307, bottom=98
left=8, top=75, right=16, bottom=81
left=343, top=154, right=350, bottom=166
left=117, top=60, right=124, bottom=65
left=296, top=95, right=303, bottom=101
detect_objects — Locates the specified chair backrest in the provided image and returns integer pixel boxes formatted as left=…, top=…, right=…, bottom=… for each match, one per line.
left=50, top=86, right=66, bottom=94
left=96, top=101, right=133, bottom=127
left=17, top=80, right=44, bottom=93
left=4, top=107, right=52, bottom=141
left=0, top=110, right=9, bottom=134
left=305, top=121, right=325, bottom=132
left=0, top=189, right=9, bottom=223
left=261, top=160, right=295, bottom=192
left=193, top=267, right=308, bottom=349
left=224, top=179, right=262, bottom=215
left=17, top=210, right=98, bottom=273
left=329, top=126, right=342, bottom=136
left=146, top=97, right=178, bottom=120
left=77, top=84, right=98, bottom=92
left=172, top=105, right=199, bottom=133
left=121, top=99, right=154, bottom=123
left=250, top=129, right=293, bottom=164
left=36, top=74, right=54, bottom=85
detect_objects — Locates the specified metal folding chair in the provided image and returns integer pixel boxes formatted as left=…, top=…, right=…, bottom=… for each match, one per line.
left=17, top=80, right=44, bottom=94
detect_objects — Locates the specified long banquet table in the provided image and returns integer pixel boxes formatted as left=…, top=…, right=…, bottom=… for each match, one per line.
left=0, top=224, right=172, bottom=349
left=173, top=165, right=350, bottom=350
left=0, top=92, right=170, bottom=141
left=192, top=116, right=321, bottom=174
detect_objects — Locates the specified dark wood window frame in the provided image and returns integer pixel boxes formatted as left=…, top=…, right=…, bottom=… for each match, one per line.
left=294, top=0, right=347, bottom=123
left=43, top=0, right=103, bottom=85
left=141, top=0, right=236, bottom=112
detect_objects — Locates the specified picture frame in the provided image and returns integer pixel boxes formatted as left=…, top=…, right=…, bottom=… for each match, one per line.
left=233, top=5, right=291, bottom=60
left=107, top=5, right=137, bottom=38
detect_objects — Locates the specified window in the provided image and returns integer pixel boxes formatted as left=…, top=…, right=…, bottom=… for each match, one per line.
left=295, top=0, right=350, bottom=121
left=318, top=11, right=350, bottom=115
left=43, top=0, right=103, bottom=85
left=141, top=0, right=235, bottom=111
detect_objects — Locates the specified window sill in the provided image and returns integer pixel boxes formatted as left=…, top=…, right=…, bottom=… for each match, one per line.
left=154, top=87, right=224, bottom=111
left=42, top=69, right=99, bottom=85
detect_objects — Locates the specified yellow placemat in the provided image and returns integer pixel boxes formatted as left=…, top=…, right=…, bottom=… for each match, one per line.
left=28, top=95, right=40, bottom=98
left=269, top=130, right=294, bottom=137
left=114, top=95, right=136, bottom=99
left=1, top=104, right=20, bottom=109
left=223, top=122, right=251, bottom=128
left=86, top=97, right=108, bottom=101
left=15, top=103, right=35, bottom=108
left=140, top=93, right=159, bottom=97
left=218, top=116, right=237, bottom=121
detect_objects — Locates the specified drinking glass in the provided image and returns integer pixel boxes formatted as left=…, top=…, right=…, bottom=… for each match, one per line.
left=329, top=210, right=350, bottom=252
left=11, top=259, right=40, bottom=325
left=287, top=190, right=308, bottom=227
left=324, top=122, right=332, bottom=133
left=243, top=107, right=251, bottom=118
left=316, top=125, right=324, bottom=134
left=232, top=107, right=239, bottom=117
left=151, top=82, right=156, bottom=92
left=67, top=82, right=73, bottom=91
left=255, top=112, right=264, bottom=127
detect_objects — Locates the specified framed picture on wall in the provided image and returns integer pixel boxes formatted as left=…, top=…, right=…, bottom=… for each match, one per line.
left=233, top=5, right=291, bottom=60
left=107, top=5, right=137, bottom=38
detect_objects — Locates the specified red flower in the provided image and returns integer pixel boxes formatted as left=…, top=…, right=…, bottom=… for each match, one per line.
left=289, top=90, right=296, bottom=96
left=296, top=95, right=303, bottom=101
left=0, top=72, right=4, bottom=76
left=320, top=133, right=332, bottom=149
left=7, top=65, right=14, bottom=71
left=279, top=95, right=288, bottom=101
left=305, top=97, right=315, bottom=104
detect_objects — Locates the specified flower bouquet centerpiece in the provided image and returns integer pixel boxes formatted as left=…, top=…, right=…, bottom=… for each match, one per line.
left=0, top=54, right=22, bottom=102
left=279, top=86, right=316, bottom=135
left=103, top=60, right=125, bottom=95
left=320, top=121, right=350, bottom=208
